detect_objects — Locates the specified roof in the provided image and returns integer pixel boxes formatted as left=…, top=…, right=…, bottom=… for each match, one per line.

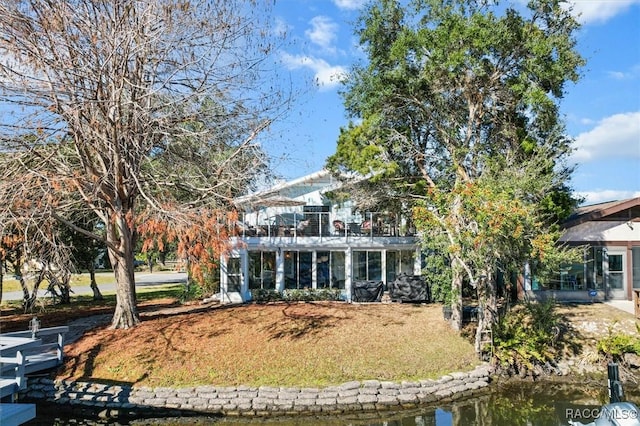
left=234, top=169, right=339, bottom=209
left=562, top=197, right=640, bottom=229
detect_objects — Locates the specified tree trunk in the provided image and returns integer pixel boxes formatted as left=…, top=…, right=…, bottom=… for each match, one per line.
left=450, top=261, right=464, bottom=331
left=106, top=208, right=140, bottom=329
left=88, top=267, right=103, bottom=300
left=475, top=266, right=498, bottom=357
left=0, top=259, right=3, bottom=304
left=110, top=261, right=139, bottom=329
left=22, top=268, right=45, bottom=312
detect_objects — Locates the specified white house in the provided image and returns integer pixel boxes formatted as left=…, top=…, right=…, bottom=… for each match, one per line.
left=217, top=170, right=422, bottom=303
left=525, top=197, right=640, bottom=301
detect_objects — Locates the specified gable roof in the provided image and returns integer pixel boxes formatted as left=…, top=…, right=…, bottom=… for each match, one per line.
left=234, top=170, right=339, bottom=209
left=562, top=197, right=640, bottom=229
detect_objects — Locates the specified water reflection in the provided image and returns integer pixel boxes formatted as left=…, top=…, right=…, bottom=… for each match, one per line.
left=25, top=381, right=640, bottom=426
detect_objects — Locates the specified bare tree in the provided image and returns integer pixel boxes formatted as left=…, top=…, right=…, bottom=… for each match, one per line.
left=0, top=1, right=284, bottom=328
left=0, top=203, right=74, bottom=311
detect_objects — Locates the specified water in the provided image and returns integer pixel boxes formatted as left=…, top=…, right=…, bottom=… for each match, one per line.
left=23, top=381, right=640, bottom=426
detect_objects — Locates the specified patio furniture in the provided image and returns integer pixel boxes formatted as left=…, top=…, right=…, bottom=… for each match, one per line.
left=352, top=280, right=384, bottom=302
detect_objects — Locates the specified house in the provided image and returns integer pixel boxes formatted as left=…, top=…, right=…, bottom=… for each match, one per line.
left=525, top=197, right=640, bottom=301
left=217, top=170, right=422, bottom=303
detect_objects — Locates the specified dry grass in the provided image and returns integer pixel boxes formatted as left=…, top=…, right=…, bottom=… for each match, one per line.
left=57, top=302, right=480, bottom=388
left=556, top=302, right=639, bottom=354
left=5, top=290, right=636, bottom=391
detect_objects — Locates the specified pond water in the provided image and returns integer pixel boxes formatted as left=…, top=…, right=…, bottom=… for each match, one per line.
left=23, top=381, right=640, bottom=426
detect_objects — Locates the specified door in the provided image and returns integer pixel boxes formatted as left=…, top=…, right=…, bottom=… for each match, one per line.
left=606, top=249, right=627, bottom=300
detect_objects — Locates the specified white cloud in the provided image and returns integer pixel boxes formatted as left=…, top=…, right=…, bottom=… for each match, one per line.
left=576, top=189, right=640, bottom=205
left=333, top=0, right=367, bottom=10
left=273, top=17, right=290, bottom=38
left=305, top=16, right=339, bottom=51
left=280, top=52, right=348, bottom=90
left=572, top=112, right=640, bottom=162
left=564, top=0, right=640, bottom=25
left=606, top=64, right=640, bottom=80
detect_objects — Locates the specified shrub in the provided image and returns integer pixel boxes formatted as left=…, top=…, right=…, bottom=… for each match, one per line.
left=181, top=280, right=204, bottom=302
left=283, top=288, right=343, bottom=302
left=597, top=323, right=640, bottom=363
left=251, top=288, right=343, bottom=303
left=492, top=300, right=563, bottom=376
left=251, top=289, right=283, bottom=303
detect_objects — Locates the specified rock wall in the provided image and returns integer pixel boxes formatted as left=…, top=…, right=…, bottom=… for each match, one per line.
left=21, top=364, right=493, bottom=418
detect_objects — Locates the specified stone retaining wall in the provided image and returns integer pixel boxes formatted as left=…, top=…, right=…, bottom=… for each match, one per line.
left=20, top=364, right=493, bottom=418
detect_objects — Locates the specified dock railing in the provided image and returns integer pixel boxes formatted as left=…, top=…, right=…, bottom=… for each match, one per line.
left=1, top=326, right=69, bottom=400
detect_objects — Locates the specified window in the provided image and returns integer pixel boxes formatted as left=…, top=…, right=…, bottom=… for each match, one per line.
left=353, top=251, right=382, bottom=281
left=608, top=253, right=624, bottom=290
left=331, top=251, right=346, bottom=289
left=317, top=251, right=330, bottom=288
left=284, top=251, right=313, bottom=289
left=386, top=250, right=416, bottom=284
left=544, top=247, right=605, bottom=291
left=248, top=251, right=276, bottom=290
left=586, top=247, right=604, bottom=290
left=227, top=257, right=241, bottom=293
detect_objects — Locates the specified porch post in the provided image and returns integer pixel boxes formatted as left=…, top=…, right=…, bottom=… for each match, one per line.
left=240, top=249, right=249, bottom=301
left=275, top=248, right=285, bottom=293
left=345, top=248, right=352, bottom=302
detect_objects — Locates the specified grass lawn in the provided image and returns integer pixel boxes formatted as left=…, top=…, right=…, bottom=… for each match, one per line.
left=1, top=292, right=480, bottom=389
left=3, top=287, right=636, bottom=391
left=59, top=302, right=479, bottom=388
left=1, top=265, right=175, bottom=293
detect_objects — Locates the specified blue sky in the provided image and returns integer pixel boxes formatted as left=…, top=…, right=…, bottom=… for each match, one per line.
left=264, top=0, right=640, bottom=205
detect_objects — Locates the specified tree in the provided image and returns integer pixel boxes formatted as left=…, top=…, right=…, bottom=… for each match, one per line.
left=0, top=0, right=284, bottom=328
left=59, top=212, right=107, bottom=301
left=0, top=212, right=74, bottom=310
left=327, top=0, right=584, bottom=338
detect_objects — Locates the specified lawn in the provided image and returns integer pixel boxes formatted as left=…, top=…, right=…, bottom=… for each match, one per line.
left=1, top=294, right=480, bottom=389
left=3, top=288, right=636, bottom=391
left=1, top=271, right=120, bottom=294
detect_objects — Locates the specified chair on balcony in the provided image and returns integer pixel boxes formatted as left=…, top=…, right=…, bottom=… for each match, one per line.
left=361, top=220, right=372, bottom=235
left=296, top=219, right=310, bottom=236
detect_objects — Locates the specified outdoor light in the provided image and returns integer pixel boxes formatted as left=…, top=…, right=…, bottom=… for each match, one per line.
left=29, top=316, right=41, bottom=339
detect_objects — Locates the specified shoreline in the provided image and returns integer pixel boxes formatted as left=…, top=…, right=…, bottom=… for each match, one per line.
left=20, top=364, right=493, bottom=420
left=18, top=366, right=639, bottom=422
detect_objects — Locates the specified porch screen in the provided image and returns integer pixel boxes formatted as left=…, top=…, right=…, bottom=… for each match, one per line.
left=227, top=257, right=241, bottom=293
left=545, top=247, right=604, bottom=291
left=284, top=251, right=313, bottom=289
left=386, top=250, right=415, bottom=284
left=330, top=251, right=346, bottom=289
left=353, top=251, right=382, bottom=282
left=248, top=251, right=276, bottom=290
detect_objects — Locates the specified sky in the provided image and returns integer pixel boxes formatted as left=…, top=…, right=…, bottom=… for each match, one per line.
left=264, top=0, right=640, bottom=205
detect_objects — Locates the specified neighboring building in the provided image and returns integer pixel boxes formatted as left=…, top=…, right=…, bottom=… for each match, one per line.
left=525, top=197, right=640, bottom=301
left=218, top=170, right=421, bottom=303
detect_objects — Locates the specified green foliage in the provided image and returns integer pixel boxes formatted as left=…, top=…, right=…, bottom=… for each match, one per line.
left=283, top=288, right=343, bottom=302
left=251, top=288, right=343, bottom=303
left=421, top=248, right=453, bottom=305
left=493, top=300, right=563, bottom=375
left=328, top=0, right=585, bottom=330
left=181, top=280, right=205, bottom=302
left=251, top=289, right=284, bottom=303
left=182, top=266, right=219, bottom=302
left=597, top=323, right=640, bottom=362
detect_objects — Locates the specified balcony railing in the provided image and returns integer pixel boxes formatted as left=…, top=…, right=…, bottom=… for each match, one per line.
left=235, top=211, right=416, bottom=239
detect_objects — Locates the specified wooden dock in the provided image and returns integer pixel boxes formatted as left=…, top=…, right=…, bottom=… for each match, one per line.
left=1, top=326, right=68, bottom=425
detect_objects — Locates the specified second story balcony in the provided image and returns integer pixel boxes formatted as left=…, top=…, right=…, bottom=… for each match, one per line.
left=235, top=209, right=418, bottom=244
